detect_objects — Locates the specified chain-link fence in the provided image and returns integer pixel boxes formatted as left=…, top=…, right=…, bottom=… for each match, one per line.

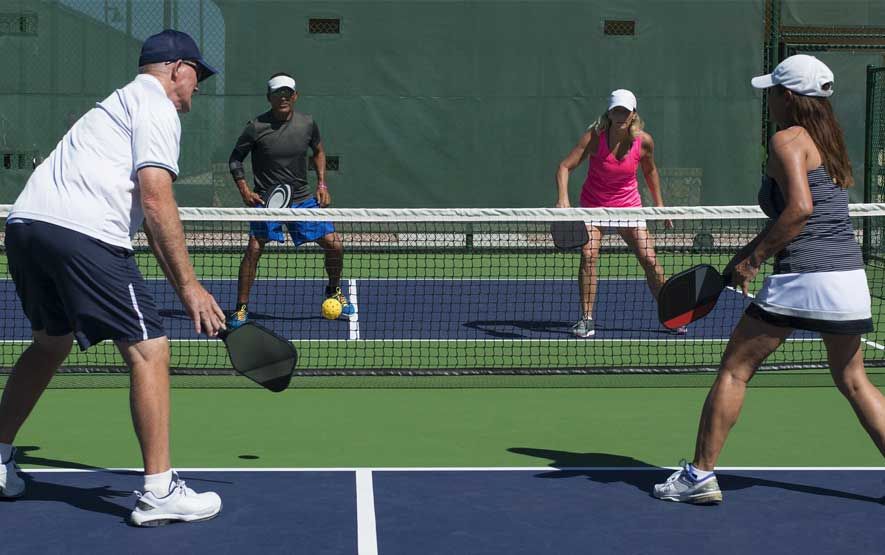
left=865, top=66, right=885, bottom=205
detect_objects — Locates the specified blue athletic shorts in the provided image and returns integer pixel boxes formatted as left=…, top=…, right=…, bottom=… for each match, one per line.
left=5, top=220, right=166, bottom=350
left=249, top=197, right=336, bottom=246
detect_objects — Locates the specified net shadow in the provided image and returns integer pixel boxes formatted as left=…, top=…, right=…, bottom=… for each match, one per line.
left=508, top=447, right=885, bottom=505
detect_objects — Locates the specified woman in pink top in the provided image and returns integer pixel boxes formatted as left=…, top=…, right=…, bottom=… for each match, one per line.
left=555, top=89, right=680, bottom=338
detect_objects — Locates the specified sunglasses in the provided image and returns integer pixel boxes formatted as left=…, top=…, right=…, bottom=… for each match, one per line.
left=168, top=59, right=203, bottom=81
left=269, top=88, right=295, bottom=99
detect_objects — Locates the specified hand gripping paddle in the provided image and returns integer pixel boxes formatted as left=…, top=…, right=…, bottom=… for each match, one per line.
left=219, top=322, right=297, bottom=392
left=658, top=264, right=733, bottom=330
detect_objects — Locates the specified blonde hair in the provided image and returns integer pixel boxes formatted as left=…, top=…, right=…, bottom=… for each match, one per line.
left=588, top=110, right=644, bottom=137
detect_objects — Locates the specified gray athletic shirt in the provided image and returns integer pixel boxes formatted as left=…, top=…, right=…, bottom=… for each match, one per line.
left=228, top=110, right=321, bottom=202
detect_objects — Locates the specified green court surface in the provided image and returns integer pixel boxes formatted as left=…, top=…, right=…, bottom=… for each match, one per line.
left=7, top=378, right=885, bottom=470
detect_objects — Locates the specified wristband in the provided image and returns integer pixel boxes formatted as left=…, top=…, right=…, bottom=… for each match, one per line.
left=317, top=181, right=328, bottom=190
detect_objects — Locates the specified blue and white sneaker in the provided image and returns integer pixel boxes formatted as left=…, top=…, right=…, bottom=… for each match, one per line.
left=652, top=460, right=722, bottom=504
left=228, top=305, right=249, bottom=329
left=130, top=472, right=222, bottom=527
left=326, top=287, right=355, bottom=317
left=571, top=318, right=595, bottom=338
left=0, top=448, right=26, bottom=499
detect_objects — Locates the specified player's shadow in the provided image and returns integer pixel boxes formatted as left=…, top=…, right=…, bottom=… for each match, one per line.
left=462, top=320, right=575, bottom=339
left=463, top=319, right=678, bottom=338
left=6, top=446, right=231, bottom=522
left=509, top=447, right=884, bottom=505
left=15, top=445, right=108, bottom=471
left=13, top=473, right=134, bottom=521
left=597, top=325, right=684, bottom=336
left=159, top=309, right=329, bottom=323
left=3, top=446, right=134, bottom=521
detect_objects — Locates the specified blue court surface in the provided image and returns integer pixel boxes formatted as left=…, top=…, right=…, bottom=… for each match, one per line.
left=0, top=278, right=818, bottom=342
left=1, top=467, right=883, bottom=554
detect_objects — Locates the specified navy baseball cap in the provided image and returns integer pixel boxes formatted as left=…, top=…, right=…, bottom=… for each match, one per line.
left=139, top=29, right=218, bottom=82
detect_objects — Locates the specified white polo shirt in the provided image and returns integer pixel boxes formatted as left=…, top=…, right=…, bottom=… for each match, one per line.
left=10, top=74, right=180, bottom=250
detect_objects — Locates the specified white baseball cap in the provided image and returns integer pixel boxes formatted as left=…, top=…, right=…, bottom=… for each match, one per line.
left=267, top=75, right=297, bottom=93
left=608, top=89, right=637, bottom=112
left=751, top=54, right=834, bottom=97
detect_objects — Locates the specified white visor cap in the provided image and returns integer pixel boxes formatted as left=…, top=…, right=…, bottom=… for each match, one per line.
left=267, top=75, right=297, bottom=93
left=751, top=54, right=834, bottom=97
left=608, top=89, right=637, bottom=112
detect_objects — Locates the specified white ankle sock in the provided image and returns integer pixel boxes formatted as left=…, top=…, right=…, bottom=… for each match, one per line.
left=688, top=463, right=714, bottom=481
left=143, top=469, right=174, bottom=497
left=0, top=443, right=12, bottom=463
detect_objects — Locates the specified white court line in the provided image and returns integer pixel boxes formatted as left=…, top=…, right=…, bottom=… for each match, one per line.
left=20, top=466, right=885, bottom=472
left=356, top=469, right=379, bottom=555
left=348, top=279, right=360, bottom=340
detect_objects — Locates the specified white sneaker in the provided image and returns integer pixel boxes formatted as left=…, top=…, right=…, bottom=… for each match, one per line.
left=571, top=318, right=596, bottom=338
left=0, top=448, right=25, bottom=498
left=652, top=460, right=723, bottom=504
left=130, top=472, right=222, bottom=527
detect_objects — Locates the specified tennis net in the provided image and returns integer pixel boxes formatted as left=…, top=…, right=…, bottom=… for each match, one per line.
left=2, top=204, right=885, bottom=380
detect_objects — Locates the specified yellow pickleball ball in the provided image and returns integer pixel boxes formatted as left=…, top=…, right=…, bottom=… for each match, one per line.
left=322, top=297, right=343, bottom=320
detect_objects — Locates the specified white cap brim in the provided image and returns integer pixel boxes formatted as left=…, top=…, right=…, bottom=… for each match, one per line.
left=751, top=74, right=774, bottom=89
left=608, top=89, right=637, bottom=112
left=267, top=75, right=296, bottom=92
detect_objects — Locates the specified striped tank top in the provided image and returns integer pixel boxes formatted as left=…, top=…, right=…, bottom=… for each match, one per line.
left=758, top=165, right=862, bottom=274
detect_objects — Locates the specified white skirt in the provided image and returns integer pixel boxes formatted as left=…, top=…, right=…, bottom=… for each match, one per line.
left=749, top=269, right=873, bottom=334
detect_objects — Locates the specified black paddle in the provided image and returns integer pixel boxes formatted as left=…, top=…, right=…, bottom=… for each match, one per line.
left=219, top=322, right=297, bottom=392
left=658, top=264, right=733, bottom=330
left=550, top=221, right=589, bottom=250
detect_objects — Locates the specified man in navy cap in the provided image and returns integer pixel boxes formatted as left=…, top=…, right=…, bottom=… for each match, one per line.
left=0, top=29, right=225, bottom=526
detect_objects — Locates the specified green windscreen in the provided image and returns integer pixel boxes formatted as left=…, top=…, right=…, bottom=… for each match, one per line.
left=1, top=0, right=768, bottom=208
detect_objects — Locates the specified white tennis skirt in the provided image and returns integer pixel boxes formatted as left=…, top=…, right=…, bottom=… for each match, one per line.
left=748, top=269, right=874, bottom=334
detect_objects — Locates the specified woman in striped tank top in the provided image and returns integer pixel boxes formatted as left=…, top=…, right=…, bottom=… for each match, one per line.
left=555, top=89, right=681, bottom=338
left=654, top=55, right=885, bottom=505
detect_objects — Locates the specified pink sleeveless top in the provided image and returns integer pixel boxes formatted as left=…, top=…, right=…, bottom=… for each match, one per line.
left=580, top=131, right=643, bottom=208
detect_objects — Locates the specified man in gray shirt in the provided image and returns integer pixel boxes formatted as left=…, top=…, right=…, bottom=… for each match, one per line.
left=227, top=72, right=353, bottom=326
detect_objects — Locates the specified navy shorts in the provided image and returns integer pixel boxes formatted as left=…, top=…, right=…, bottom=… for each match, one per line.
left=5, top=220, right=166, bottom=350
left=249, top=197, right=336, bottom=246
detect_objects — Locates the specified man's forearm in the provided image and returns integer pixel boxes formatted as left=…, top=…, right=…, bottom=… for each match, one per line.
left=314, top=152, right=326, bottom=185
left=235, top=178, right=250, bottom=193
left=142, top=196, right=197, bottom=295
left=143, top=225, right=178, bottom=290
